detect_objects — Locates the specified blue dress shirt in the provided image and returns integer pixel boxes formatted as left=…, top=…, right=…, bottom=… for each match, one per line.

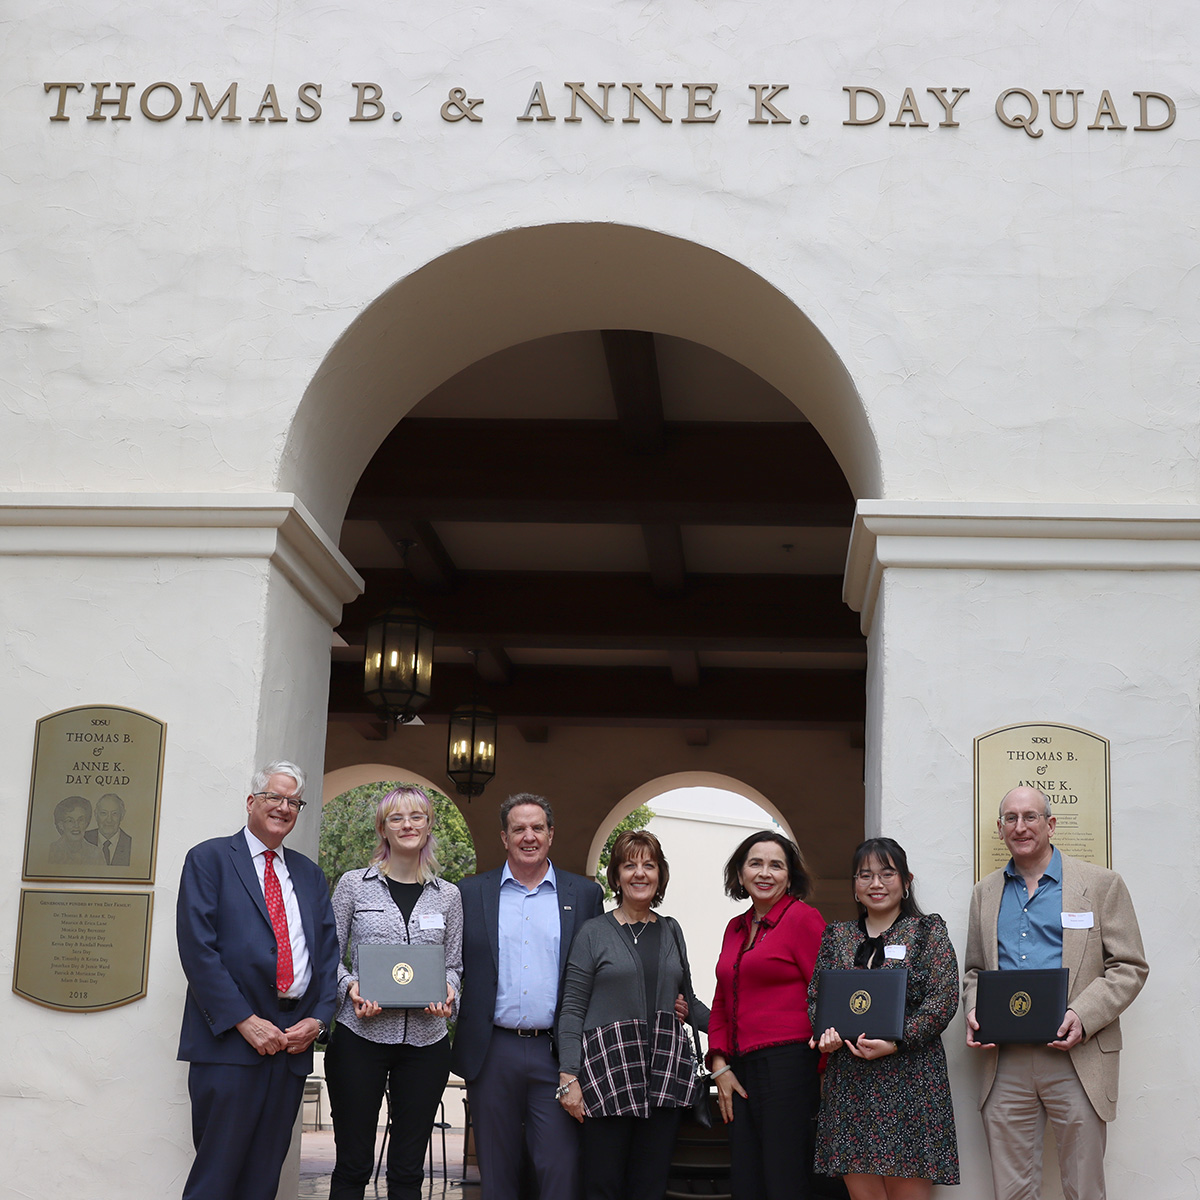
left=998, top=846, right=1063, bottom=970
left=493, top=861, right=561, bottom=1029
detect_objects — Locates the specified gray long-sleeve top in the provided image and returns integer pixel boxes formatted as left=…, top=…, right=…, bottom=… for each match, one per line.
left=557, top=911, right=710, bottom=1076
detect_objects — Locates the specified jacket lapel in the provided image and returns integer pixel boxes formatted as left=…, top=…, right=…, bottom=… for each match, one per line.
left=1059, top=853, right=1089, bottom=989
left=981, top=871, right=1004, bottom=971
left=229, top=831, right=271, bottom=927
left=484, top=869, right=502, bottom=973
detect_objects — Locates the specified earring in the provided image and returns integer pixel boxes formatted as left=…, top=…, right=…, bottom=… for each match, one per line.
left=903, top=888, right=910, bottom=899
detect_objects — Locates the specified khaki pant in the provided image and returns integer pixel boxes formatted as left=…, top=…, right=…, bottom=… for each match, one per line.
left=982, top=1043, right=1108, bottom=1200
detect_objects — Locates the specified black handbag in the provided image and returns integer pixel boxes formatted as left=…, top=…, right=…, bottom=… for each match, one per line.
left=666, top=917, right=713, bottom=1128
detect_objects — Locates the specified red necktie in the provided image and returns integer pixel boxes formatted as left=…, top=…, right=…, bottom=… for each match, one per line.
left=263, top=850, right=294, bottom=993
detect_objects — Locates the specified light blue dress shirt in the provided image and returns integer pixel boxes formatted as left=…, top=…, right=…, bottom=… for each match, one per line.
left=493, top=861, right=562, bottom=1029
left=998, top=846, right=1064, bottom=970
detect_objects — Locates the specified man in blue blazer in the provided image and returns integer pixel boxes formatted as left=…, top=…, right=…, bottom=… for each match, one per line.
left=176, top=761, right=338, bottom=1200
left=453, top=793, right=604, bottom=1200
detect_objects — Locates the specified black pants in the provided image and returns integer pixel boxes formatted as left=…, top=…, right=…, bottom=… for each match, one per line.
left=581, top=1105, right=683, bottom=1200
left=728, top=1042, right=820, bottom=1200
left=324, top=1024, right=451, bottom=1200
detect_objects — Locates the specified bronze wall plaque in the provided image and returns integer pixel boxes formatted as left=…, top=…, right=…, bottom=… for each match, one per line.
left=974, top=722, right=1111, bottom=881
left=23, top=705, right=165, bottom=884
left=13, top=890, right=153, bottom=1012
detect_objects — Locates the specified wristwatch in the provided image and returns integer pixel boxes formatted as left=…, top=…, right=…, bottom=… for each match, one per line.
left=315, top=1020, right=330, bottom=1044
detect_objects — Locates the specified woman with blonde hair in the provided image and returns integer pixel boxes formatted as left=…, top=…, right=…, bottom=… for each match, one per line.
left=325, top=785, right=463, bottom=1200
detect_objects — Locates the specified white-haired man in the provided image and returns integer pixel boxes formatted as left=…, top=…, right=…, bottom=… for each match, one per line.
left=176, top=761, right=338, bottom=1200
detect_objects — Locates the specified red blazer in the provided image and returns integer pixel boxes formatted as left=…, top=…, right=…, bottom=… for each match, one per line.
left=708, top=894, right=825, bottom=1062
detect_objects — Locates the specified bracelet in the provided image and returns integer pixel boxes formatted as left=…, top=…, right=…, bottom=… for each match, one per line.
left=710, top=1064, right=732, bottom=1079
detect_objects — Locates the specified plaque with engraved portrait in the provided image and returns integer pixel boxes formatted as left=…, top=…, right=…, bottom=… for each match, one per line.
left=974, top=722, right=1111, bottom=883
left=22, top=705, right=166, bottom=884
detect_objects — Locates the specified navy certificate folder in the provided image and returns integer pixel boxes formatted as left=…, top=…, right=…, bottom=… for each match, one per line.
left=975, top=968, right=1069, bottom=1044
left=357, top=943, right=447, bottom=1009
left=813, top=968, right=908, bottom=1042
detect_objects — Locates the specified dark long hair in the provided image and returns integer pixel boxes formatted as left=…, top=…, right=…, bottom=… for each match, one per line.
left=851, top=837, right=924, bottom=919
left=723, top=830, right=812, bottom=902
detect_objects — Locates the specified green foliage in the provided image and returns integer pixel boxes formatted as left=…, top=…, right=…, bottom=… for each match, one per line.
left=595, top=803, right=655, bottom=900
left=318, top=780, right=476, bottom=895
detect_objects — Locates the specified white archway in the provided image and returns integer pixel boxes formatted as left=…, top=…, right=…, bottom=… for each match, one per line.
left=281, top=222, right=879, bottom=535
left=322, top=762, right=444, bottom=806
left=585, top=770, right=794, bottom=878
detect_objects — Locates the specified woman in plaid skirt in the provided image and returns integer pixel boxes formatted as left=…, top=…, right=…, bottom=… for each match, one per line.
left=556, top=830, right=710, bottom=1200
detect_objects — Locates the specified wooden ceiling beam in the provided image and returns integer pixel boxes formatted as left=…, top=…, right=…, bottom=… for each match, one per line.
left=336, top=570, right=862, bottom=647
left=602, top=329, right=665, bottom=452
left=378, top=519, right=459, bottom=591
left=347, top=419, right=853, bottom=526
left=642, top=521, right=687, bottom=592
left=329, top=662, right=865, bottom=725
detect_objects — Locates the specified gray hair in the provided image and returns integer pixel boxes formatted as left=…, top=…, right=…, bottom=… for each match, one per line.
left=998, top=786, right=1051, bottom=820
left=97, top=793, right=126, bottom=820
left=499, top=792, right=554, bottom=830
left=251, top=761, right=306, bottom=798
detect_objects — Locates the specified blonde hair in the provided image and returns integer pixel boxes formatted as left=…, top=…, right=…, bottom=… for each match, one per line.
left=370, top=785, right=441, bottom=883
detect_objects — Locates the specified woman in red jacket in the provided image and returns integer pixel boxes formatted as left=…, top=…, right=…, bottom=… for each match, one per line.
left=708, top=830, right=826, bottom=1200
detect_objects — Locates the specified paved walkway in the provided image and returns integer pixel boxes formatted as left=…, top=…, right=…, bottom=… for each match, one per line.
left=299, top=1128, right=480, bottom=1199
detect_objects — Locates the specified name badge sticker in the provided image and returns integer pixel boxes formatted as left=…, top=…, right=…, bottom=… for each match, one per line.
left=884, top=944, right=907, bottom=959
left=1061, top=911, right=1094, bottom=929
left=419, top=912, right=446, bottom=930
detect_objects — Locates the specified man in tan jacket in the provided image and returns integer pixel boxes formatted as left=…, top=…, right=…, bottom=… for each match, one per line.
left=964, top=786, right=1148, bottom=1200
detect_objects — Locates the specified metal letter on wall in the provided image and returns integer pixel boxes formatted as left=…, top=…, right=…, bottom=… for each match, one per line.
left=22, top=705, right=166, bottom=884
left=973, top=722, right=1111, bottom=882
left=13, top=890, right=153, bottom=1011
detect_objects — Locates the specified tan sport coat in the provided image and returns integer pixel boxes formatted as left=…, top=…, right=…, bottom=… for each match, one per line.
left=963, top=850, right=1148, bottom=1122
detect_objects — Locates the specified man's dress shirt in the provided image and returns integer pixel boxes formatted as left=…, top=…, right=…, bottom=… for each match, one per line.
left=243, top=826, right=311, bottom=999
left=997, top=845, right=1063, bottom=971
left=493, top=861, right=560, bottom=1030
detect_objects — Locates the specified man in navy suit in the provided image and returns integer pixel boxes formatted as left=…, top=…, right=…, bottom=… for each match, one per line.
left=453, top=792, right=604, bottom=1200
left=176, top=761, right=338, bottom=1200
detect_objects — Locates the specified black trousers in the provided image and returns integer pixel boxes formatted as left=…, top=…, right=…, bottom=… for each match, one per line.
left=728, top=1042, right=820, bottom=1200
left=324, top=1024, right=451, bottom=1200
left=581, top=1105, right=683, bottom=1200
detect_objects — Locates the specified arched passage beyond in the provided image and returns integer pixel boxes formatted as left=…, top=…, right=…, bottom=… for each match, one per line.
left=282, top=222, right=879, bottom=534
left=322, top=763, right=445, bottom=806
left=585, top=771, right=795, bottom=877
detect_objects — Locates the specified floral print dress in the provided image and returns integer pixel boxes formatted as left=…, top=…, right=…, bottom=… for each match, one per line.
left=807, top=913, right=960, bottom=1184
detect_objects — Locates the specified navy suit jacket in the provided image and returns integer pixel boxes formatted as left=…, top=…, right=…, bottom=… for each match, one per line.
left=176, top=830, right=338, bottom=1077
left=85, top=827, right=132, bottom=866
left=452, top=863, right=604, bottom=1082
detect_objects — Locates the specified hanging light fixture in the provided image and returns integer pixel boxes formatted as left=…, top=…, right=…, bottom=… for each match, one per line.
left=446, top=650, right=498, bottom=797
left=362, top=541, right=435, bottom=728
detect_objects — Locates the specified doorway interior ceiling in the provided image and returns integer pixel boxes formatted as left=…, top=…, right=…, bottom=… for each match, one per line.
left=328, top=330, right=865, bottom=744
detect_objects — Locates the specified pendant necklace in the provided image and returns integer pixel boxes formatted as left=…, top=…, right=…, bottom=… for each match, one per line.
left=620, top=908, right=651, bottom=944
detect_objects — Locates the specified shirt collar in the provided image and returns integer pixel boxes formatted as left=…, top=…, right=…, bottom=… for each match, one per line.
left=1003, top=844, right=1062, bottom=883
left=243, top=826, right=279, bottom=859
left=501, top=860, right=557, bottom=892
left=738, top=893, right=794, bottom=930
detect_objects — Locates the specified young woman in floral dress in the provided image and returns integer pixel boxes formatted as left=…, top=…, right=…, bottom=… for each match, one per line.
left=808, top=837, right=960, bottom=1200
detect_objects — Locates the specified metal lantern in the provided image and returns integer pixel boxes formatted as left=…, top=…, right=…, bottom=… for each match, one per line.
left=446, top=699, right=498, bottom=797
left=363, top=603, right=435, bottom=727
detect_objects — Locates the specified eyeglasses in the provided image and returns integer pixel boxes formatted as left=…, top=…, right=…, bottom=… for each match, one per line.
left=385, top=812, right=429, bottom=827
left=252, top=791, right=306, bottom=812
left=854, top=868, right=899, bottom=884
left=1000, top=812, right=1047, bottom=827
